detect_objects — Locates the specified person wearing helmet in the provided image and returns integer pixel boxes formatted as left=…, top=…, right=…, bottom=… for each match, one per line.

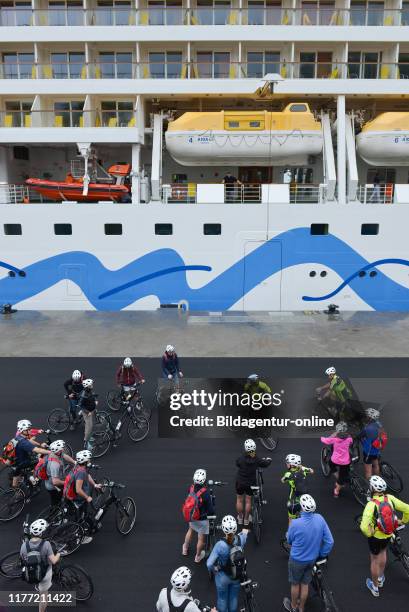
left=235, top=439, right=271, bottom=526
left=156, top=566, right=217, bottom=612
left=64, top=369, right=85, bottom=430
left=316, top=367, right=352, bottom=420
left=207, top=515, right=248, bottom=612
left=77, top=379, right=98, bottom=451
left=44, top=440, right=75, bottom=507
left=12, top=420, right=51, bottom=489
left=358, top=407, right=384, bottom=480
left=182, top=469, right=214, bottom=563
left=360, top=476, right=409, bottom=597
left=162, top=345, right=183, bottom=381
left=320, top=422, right=353, bottom=498
left=281, top=455, right=314, bottom=524
left=244, top=374, right=272, bottom=402
left=116, top=357, right=145, bottom=393
left=283, top=495, right=334, bottom=612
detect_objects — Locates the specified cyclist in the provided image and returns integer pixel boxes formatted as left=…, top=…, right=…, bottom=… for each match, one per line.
left=182, top=468, right=214, bottom=563
left=156, top=566, right=217, bottom=612
left=20, top=519, right=60, bottom=612
left=235, top=439, right=271, bottom=526
left=316, top=366, right=352, bottom=419
left=77, top=379, right=98, bottom=450
left=207, top=515, right=249, bottom=612
left=281, top=454, right=314, bottom=524
left=116, top=358, right=145, bottom=397
left=320, top=422, right=353, bottom=498
left=162, top=345, right=183, bottom=381
left=283, top=494, right=334, bottom=612
left=12, top=420, right=51, bottom=488
left=358, top=408, right=383, bottom=480
left=64, top=369, right=84, bottom=430
left=43, top=440, right=75, bottom=507
left=360, top=475, right=409, bottom=597
left=244, top=374, right=271, bottom=397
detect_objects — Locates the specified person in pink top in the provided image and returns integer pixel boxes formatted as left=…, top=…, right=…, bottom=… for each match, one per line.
left=321, top=422, right=353, bottom=498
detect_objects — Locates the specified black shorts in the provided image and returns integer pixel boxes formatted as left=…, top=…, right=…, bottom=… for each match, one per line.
left=364, top=454, right=380, bottom=465
left=329, top=462, right=350, bottom=485
left=236, top=482, right=253, bottom=496
left=368, top=537, right=389, bottom=555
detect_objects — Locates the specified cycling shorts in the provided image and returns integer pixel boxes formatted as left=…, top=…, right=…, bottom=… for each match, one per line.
left=236, top=482, right=254, bottom=496
left=368, top=537, right=389, bottom=555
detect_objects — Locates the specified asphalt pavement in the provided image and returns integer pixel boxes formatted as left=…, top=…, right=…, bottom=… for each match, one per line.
left=0, top=358, right=409, bottom=612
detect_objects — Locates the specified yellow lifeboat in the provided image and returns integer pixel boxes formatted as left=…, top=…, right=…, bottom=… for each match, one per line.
left=357, top=112, right=409, bottom=166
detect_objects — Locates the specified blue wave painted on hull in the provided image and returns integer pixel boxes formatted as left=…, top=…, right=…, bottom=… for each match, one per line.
left=2, top=228, right=409, bottom=310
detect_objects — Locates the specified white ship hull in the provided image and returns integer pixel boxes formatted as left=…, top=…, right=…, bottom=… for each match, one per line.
left=357, top=131, right=409, bottom=166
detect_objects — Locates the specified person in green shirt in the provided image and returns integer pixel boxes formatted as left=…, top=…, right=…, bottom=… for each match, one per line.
left=360, top=475, right=409, bottom=597
left=316, top=366, right=352, bottom=419
left=281, top=454, right=314, bottom=524
left=244, top=374, right=271, bottom=397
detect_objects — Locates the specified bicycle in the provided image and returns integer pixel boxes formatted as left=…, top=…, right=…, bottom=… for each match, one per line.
left=106, top=383, right=151, bottom=420
left=251, top=468, right=268, bottom=544
left=204, top=480, right=227, bottom=560
left=90, top=404, right=149, bottom=458
left=310, top=558, right=339, bottom=612
left=239, top=575, right=260, bottom=612
left=320, top=445, right=370, bottom=506
left=47, top=395, right=108, bottom=434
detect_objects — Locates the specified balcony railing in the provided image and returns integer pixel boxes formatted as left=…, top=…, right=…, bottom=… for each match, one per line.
left=1, top=6, right=408, bottom=27
left=0, top=109, right=136, bottom=128
left=357, top=183, right=394, bottom=204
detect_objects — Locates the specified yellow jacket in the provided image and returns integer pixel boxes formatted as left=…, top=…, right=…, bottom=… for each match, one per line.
left=360, top=494, right=409, bottom=539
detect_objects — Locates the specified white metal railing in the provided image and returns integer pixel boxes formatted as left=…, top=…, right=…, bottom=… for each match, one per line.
left=290, top=184, right=325, bottom=204
left=357, top=183, right=394, bottom=204
left=0, top=183, right=30, bottom=204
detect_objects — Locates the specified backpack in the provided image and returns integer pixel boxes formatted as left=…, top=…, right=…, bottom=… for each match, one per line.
left=21, top=541, right=48, bottom=584
left=373, top=495, right=399, bottom=535
left=372, top=429, right=388, bottom=450
left=1, top=437, right=18, bottom=465
left=34, top=456, right=61, bottom=481
left=63, top=466, right=81, bottom=501
left=292, top=469, right=309, bottom=496
left=182, top=485, right=206, bottom=522
left=223, top=537, right=247, bottom=581
left=166, top=587, right=190, bottom=612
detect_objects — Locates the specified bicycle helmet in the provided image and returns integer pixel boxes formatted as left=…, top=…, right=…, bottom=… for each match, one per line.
left=244, top=439, right=257, bottom=453
left=123, top=358, right=132, bottom=367
left=171, top=566, right=192, bottom=592
left=30, top=519, right=49, bottom=537
left=193, top=468, right=206, bottom=485
left=300, top=494, right=316, bottom=513
left=17, top=419, right=32, bottom=433
left=49, top=440, right=65, bottom=454
left=325, top=367, right=336, bottom=376
left=82, top=378, right=93, bottom=389
left=76, top=450, right=92, bottom=465
left=285, top=453, right=301, bottom=467
left=221, top=515, right=237, bottom=535
left=166, top=345, right=175, bottom=353
left=72, top=370, right=82, bottom=381
left=335, top=421, right=348, bottom=434
left=366, top=407, right=380, bottom=420
left=247, top=374, right=259, bottom=382
left=369, top=475, right=387, bottom=493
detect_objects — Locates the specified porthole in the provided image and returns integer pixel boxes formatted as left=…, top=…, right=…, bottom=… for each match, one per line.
left=369, top=271, right=377, bottom=278
left=359, top=271, right=366, bottom=278
left=8, top=271, right=15, bottom=278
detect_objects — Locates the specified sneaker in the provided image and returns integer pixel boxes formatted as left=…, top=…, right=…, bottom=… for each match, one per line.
left=194, top=550, right=206, bottom=563
left=283, top=597, right=297, bottom=612
left=366, top=578, right=379, bottom=597
left=81, top=536, right=93, bottom=545
left=237, top=515, right=244, bottom=525
left=378, top=575, right=385, bottom=588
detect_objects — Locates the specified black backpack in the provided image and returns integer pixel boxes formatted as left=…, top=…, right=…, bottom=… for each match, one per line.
left=166, top=587, right=190, bottom=611
left=223, top=537, right=247, bottom=581
left=292, top=470, right=308, bottom=496
left=21, top=541, right=48, bottom=584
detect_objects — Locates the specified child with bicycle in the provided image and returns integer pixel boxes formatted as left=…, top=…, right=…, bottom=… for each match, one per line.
left=182, top=468, right=214, bottom=563
left=235, top=439, right=271, bottom=526
left=320, top=421, right=353, bottom=498
left=281, top=454, right=314, bottom=524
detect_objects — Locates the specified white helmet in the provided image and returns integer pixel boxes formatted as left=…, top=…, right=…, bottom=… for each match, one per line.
left=30, top=519, right=49, bottom=537
left=82, top=378, right=93, bottom=389
left=366, top=408, right=380, bottom=420
left=244, top=439, right=256, bottom=452
left=76, top=450, right=92, bottom=465
left=193, top=469, right=207, bottom=485
left=300, top=494, right=316, bottom=513
left=286, top=454, right=301, bottom=467
left=166, top=345, right=175, bottom=353
left=221, top=515, right=237, bottom=535
left=325, top=367, right=336, bottom=376
left=49, top=440, right=65, bottom=454
left=72, top=370, right=82, bottom=381
left=335, top=421, right=348, bottom=434
left=17, top=419, right=32, bottom=433
left=247, top=374, right=259, bottom=382
left=123, top=358, right=132, bottom=367
left=171, top=566, right=192, bottom=592
left=370, top=475, right=387, bottom=493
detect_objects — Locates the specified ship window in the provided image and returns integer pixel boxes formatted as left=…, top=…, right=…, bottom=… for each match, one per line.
left=204, top=223, right=221, bottom=235
left=104, top=223, right=122, bottom=235
left=359, top=270, right=366, bottom=277
left=4, top=224, right=22, bottom=236
left=370, top=270, right=377, bottom=277
left=54, top=224, right=72, bottom=235
left=13, top=146, right=29, bottom=161
left=289, top=104, right=308, bottom=112
left=320, top=270, right=327, bottom=277
left=249, top=121, right=261, bottom=128
left=155, top=223, right=173, bottom=235
left=361, top=223, right=379, bottom=235
left=228, top=121, right=240, bottom=128
left=310, top=223, right=328, bottom=235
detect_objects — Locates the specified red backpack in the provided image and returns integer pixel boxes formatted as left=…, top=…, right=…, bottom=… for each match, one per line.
left=373, top=495, right=399, bottom=535
left=63, top=466, right=81, bottom=500
left=372, top=430, right=388, bottom=450
left=182, top=485, right=206, bottom=522
left=34, top=456, right=61, bottom=481
left=1, top=438, right=18, bottom=465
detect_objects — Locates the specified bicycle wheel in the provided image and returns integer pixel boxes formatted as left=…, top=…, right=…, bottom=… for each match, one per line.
left=57, top=564, right=94, bottom=601
left=115, top=497, right=136, bottom=535
left=132, top=397, right=152, bottom=421
left=90, top=431, right=111, bottom=458
left=106, top=389, right=121, bottom=412
left=0, top=551, right=22, bottom=579
left=259, top=436, right=278, bottom=452
left=49, top=522, right=85, bottom=556
left=320, top=577, right=339, bottom=612
left=0, top=488, right=25, bottom=521
left=381, top=461, right=403, bottom=494
left=400, top=551, right=409, bottom=579
left=350, top=474, right=370, bottom=507
left=321, top=446, right=332, bottom=478
left=127, top=415, right=149, bottom=442
left=252, top=502, right=261, bottom=544
left=63, top=442, right=73, bottom=458
left=47, top=408, right=70, bottom=433
left=37, top=503, right=65, bottom=527
left=245, top=593, right=261, bottom=612
left=95, top=411, right=110, bottom=429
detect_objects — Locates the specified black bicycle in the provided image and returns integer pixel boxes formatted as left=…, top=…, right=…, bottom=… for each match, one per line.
left=320, top=446, right=370, bottom=506
left=251, top=467, right=269, bottom=544
left=204, top=480, right=227, bottom=560
left=47, top=396, right=108, bottom=434
left=311, top=558, right=339, bottom=612
left=90, top=404, right=149, bottom=458
left=106, top=383, right=151, bottom=420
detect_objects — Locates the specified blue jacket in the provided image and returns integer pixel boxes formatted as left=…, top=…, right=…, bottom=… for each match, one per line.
left=206, top=532, right=248, bottom=576
left=287, top=512, right=334, bottom=563
left=359, top=421, right=381, bottom=457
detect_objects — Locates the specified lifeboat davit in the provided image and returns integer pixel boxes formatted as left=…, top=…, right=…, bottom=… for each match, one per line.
left=165, top=103, right=323, bottom=167
left=357, top=113, right=409, bottom=166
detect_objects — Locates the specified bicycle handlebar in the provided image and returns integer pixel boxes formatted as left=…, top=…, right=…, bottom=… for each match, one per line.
left=208, top=480, right=228, bottom=486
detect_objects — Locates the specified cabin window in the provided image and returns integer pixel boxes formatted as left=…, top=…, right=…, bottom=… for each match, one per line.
left=54, top=223, right=72, bottom=235
left=155, top=223, right=173, bottom=235
left=361, top=223, right=379, bottom=235
left=13, top=146, right=29, bottom=160
left=228, top=121, right=239, bottom=128
left=249, top=121, right=261, bottom=128
left=104, top=223, right=123, bottom=235
left=204, top=223, right=221, bottom=235
left=310, top=224, right=328, bottom=235
left=289, top=104, right=308, bottom=112
left=4, top=224, right=22, bottom=235
left=246, top=51, right=280, bottom=78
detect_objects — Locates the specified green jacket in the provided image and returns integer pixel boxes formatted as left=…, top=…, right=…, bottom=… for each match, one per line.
left=244, top=381, right=271, bottom=396
left=330, top=375, right=352, bottom=403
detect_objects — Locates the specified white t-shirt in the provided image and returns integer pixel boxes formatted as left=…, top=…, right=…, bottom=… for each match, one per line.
left=156, top=587, right=201, bottom=612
